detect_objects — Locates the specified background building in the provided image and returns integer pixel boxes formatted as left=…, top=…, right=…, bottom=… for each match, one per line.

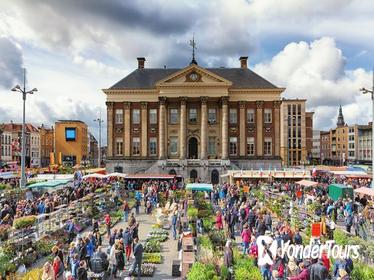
left=39, top=124, right=54, bottom=167
left=280, top=99, right=313, bottom=166
left=320, top=131, right=331, bottom=165
left=27, top=124, right=40, bottom=168
left=88, top=133, right=99, bottom=167
left=104, top=56, right=286, bottom=182
left=356, top=123, right=372, bottom=163
left=312, top=130, right=321, bottom=164
left=55, top=120, right=88, bottom=166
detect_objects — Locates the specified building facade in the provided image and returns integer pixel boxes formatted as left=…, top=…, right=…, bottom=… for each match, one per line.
left=28, top=124, right=40, bottom=168
left=55, top=120, right=88, bottom=166
left=104, top=57, right=285, bottom=182
left=312, top=130, right=321, bottom=164
left=279, top=99, right=313, bottom=166
left=320, top=131, right=330, bottom=165
left=356, top=124, right=372, bottom=163
left=39, top=125, right=54, bottom=167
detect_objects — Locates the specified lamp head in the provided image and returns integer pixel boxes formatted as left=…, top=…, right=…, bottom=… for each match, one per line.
left=360, top=87, right=369, bottom=94
left=11, top=85, right=21, bottom=92
left=32, top=88, right=38, bottom=92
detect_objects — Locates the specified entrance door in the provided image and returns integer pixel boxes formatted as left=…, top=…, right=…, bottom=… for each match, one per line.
left=190, top=169, right=198, bottom=182
left=188, top=137, right=198, bottom=159
left=211, top=169, right=219, bottom=184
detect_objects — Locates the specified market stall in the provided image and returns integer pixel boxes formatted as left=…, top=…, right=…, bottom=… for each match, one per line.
left=328, top=183, right=353, bottom=201
left=354, top=187, right=374, bottom=198
left=295, top=179, right=319, bottom=187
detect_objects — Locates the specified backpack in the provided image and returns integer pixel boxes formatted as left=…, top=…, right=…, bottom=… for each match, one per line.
left=90, top=253, right=104, bottom=273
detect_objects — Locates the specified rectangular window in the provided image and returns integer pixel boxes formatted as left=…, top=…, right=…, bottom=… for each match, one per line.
left=264, top=109, right=272, bottom=123
left=149, top=137, right=157, bottom=156
left=264, top=137, right=272, bottom=156
left=229, top=108, right=237, bottom=124
left=246, top=137, right=255, bottom=156
left=208, top=108, right=216, bottom=124
left=229, top=137, right=237, bottom=155
left=132, top=137, right=140, bottom=155
left=115, top=109, right=123, bottom=124
left=247, top=109, right=255, bottom=123
left=169, top=137, right=178, bottom=155
left=208, top=137, right=216, bottom=155
left=170, top=109, right=178, bottom=124
left=132, top=109, right=140, bottom=124
left=189, top=108, right=197, bottom=123
left=115, top=138, right=123, bottom=156
left=149, top=109, right=157, bottom=124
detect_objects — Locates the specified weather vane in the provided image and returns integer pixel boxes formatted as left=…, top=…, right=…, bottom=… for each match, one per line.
left=189, top=35, right=197, bottom=65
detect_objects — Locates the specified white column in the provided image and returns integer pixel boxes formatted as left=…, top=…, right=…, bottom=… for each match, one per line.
left=221, top=97, right=229, bottom=159
left=180, top=97, right=187, bottom=159
left=141, top=102, right=148, bottom=157
left=158, top=97, right=166, bottom=159
left=200, top=97, right=208, bottom=159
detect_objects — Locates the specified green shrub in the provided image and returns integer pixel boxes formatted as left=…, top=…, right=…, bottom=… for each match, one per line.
left=187, top=263, right=218, bottom=280
left=35, top=238, right=55, bottom=256
left=220, top=265, right=229, bottom=280
left=199, top=235, right=213, bottom=250
left=208, top=230, right=225, bottom=248
left=144, top=240, right=161, bottom=253
left=234, top=256, right=262, bottom=280
left=351, top=262, right=374, bottom=280
left=187, top=207, right=199, bottom=220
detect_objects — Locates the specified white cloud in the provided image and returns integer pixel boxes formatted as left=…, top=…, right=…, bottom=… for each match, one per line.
left=254, top=37, right=372, bottom=130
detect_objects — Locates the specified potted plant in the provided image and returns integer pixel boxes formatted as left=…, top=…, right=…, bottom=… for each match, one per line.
left=13, top=215, right=36, bottom=230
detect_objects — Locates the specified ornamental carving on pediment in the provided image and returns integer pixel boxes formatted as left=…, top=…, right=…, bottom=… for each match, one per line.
left=115, top=128, right=123, bottom=134
left=132, top=127, right=140, bottom=134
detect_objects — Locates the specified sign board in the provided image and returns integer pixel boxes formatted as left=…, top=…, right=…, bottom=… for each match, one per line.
left=311, top=223, right=322, bottom=237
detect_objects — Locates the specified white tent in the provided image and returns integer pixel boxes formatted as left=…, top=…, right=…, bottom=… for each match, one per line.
left=82, top=173, right=106, bottom=179
left=104, top=172, right=127, bottom=178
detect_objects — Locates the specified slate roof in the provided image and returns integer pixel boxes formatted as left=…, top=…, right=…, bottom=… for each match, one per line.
left=109, top=67, right=278, bottom=90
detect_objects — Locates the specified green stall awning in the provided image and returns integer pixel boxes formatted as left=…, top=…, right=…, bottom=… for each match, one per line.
left=186, top=183, right=213, bottom=192
left=27, top=179, right=72, bottom=190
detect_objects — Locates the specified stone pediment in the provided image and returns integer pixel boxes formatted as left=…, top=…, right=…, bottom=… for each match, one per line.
left=156, top=64, right=232, bottom=88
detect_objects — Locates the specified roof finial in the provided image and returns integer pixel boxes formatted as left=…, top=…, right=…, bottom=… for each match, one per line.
left=337, top=104, right=345, bottom=127
left=189, top=35, right=197, bottom=65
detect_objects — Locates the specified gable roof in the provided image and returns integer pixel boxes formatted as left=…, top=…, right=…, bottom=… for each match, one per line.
left=109, top=67, right=278, bottom=90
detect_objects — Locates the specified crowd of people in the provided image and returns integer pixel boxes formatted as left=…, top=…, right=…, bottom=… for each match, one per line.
left=1, top=168, right=374, bottom=280
left=209, top=178, right=373, bottom=280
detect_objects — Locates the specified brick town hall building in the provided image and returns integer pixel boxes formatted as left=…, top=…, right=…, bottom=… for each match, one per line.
left=103, top=56, right=287, bottom=183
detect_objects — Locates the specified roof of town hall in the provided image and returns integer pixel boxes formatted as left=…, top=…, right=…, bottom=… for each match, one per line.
left=109, top=67, right=279, bottom=90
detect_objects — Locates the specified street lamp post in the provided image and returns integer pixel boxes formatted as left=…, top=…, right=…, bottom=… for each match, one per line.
left=11, top=69, right=37, bottom=188
left=360, top=69, right=374, bottom=187
left=94, top=116, right=104, bottom=167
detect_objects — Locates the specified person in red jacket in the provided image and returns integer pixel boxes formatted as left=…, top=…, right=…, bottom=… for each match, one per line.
left=241, top=223, right=251, bottom=254
left=321, top=250, right=330, bottom=272
left=215, top=210, right=223, bottom=230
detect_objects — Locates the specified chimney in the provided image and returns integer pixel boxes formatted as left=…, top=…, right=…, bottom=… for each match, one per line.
left=137, top=57, right=146, bottom=69
left=239, top=56, right=248, bottom=69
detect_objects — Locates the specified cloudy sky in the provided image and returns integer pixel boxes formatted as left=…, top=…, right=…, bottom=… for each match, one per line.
left=0, top=0, right=373, bottom=144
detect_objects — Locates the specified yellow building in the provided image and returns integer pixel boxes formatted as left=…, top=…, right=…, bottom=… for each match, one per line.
left=55, top=120, right=88, bottom=166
